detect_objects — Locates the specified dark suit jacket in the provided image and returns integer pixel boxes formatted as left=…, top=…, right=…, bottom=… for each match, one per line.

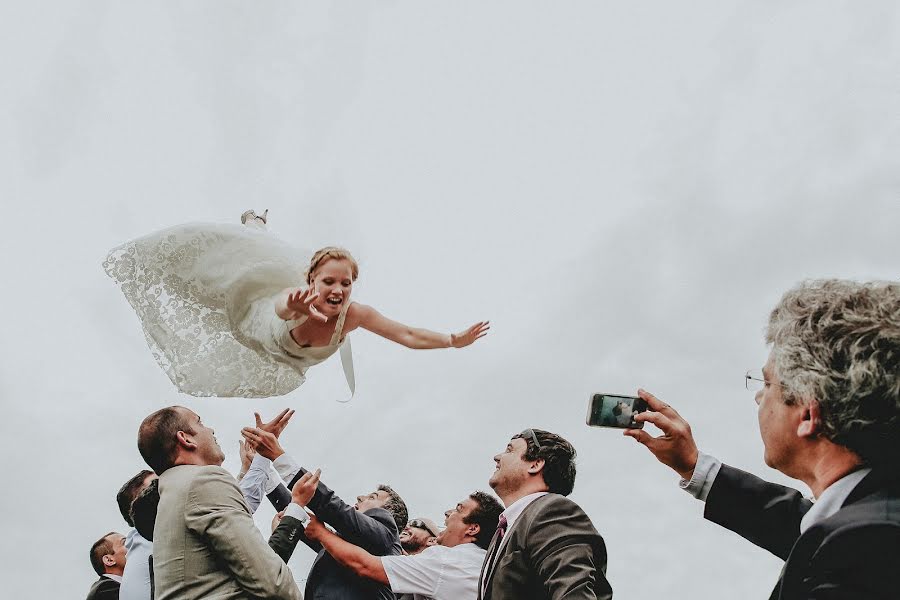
left=85, top=576, right=119, bottom=600
left=286, top=469, right=402, bottom=600
left=705, top=464, right=900, bottom=600
left=478, top=494, right=613, bottom=600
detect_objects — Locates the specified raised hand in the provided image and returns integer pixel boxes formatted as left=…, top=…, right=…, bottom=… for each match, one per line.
left=291, top=469, right=321, bottom=507
left=255, top=409, right=295, bottom=439
left=285, top=287, right=328, bottom=322
left=302, top=513, right=327, bottom=541
left=238, top=440, right=255, bottom=478
left=623, top=388, right=699, bottom=480
left=241, top=426, right=285, bottom=461
left=450, top=321, right=490, bottom=348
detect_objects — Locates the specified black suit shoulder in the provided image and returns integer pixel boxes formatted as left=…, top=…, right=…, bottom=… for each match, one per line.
left=86, top=576, right=119, bottom=600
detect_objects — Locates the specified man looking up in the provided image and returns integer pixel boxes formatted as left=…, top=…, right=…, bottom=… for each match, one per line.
left=115, top=470, right=156, bottom=600
left=480, top=428, right=613, bottom=600
left=137, top=406, right=312, bottom=600
left=626, top=279, right=900, bottom=599
left=86, top=532, right=127, bottom=600
left=301, top=491, right=503, bottom=600
left=242, top=423, right=405, bottom=600
left=400, top=517, right=441, bottom=555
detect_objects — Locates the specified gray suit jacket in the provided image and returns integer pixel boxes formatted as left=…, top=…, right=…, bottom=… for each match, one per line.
left=478, top=494, right=613, bottom=600
left=286, top=469, right=402, bottom=600
left=705, top=464, right=900, bottom=600
left=154, top=465, right=304, bottom=600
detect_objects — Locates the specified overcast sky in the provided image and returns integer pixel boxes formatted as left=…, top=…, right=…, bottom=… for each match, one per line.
left=1, top=2, right=898, bottom=599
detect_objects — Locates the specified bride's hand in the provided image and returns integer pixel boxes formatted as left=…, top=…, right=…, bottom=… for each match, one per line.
left=285, top=288, right=328, bottom=322
left=450, top=321, right=490, bottom=348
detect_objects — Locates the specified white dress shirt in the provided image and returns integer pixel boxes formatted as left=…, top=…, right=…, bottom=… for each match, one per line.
left=120, top=528, right=152, bottom=600
left=382, top=542, right=487, bottom=600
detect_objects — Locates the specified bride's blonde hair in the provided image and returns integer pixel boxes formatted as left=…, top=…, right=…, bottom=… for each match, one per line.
left=305, top=247, right=359, bottom=284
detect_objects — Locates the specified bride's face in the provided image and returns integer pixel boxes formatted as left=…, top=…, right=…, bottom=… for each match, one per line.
left=310, top=258, right=354, bottom=319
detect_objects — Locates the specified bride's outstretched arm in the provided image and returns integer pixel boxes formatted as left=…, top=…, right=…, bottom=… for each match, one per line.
left=351, top=304, right=489, bottom=349
left=274, top=288, right=328, bottom=322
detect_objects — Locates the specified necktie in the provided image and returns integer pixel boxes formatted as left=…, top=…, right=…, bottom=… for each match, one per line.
left=496, top=514, right=508, bottom=542
left=480, top=514, right=509, bottom=598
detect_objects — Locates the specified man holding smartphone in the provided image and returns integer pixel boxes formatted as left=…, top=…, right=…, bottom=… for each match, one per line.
left=626, top=280, right=900, bottom=599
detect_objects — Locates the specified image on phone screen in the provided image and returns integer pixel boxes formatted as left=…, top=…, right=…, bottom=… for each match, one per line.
left=586, top=393, right=649, bottom=429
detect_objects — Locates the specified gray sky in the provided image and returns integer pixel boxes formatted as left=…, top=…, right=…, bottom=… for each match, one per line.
left=1, top=2, right=898, bottom=598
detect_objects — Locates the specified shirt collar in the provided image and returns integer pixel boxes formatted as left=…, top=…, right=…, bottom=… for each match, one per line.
left=103, top=574, right=123, bottom=583
left=500, top=491, right=549, bottom=533
left=799, top=468, right=871, bottom=533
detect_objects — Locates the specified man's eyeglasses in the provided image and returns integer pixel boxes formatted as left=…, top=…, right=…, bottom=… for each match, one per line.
left=745, top=369, right=786, bottom=392
left=521, top=428, right=542, bottom=450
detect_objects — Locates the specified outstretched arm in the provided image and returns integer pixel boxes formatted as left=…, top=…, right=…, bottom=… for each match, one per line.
left=303, top=515, right=389, bottom=585
left=350, top=303, right=489, bottom=349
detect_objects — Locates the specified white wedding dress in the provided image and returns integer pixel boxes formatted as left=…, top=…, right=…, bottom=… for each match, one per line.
left=103, top=221, right=354, bottom=398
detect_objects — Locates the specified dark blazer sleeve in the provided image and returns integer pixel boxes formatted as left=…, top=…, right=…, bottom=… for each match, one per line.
left=289, top=468, right=398, bottom=553
left=704, top=463, right=813, bottom=560
left=267, top=482, right=292, bottom=512
left=267, top=514, right=305, bottom=563
left=527, top=496, right=613, bottom=600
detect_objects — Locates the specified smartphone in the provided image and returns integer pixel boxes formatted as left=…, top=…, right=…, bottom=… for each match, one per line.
left=586, top=393, right=649, bottom=429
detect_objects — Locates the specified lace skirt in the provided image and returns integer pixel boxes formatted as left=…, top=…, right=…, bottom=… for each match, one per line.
left=103, top=222, right=316, bottom=398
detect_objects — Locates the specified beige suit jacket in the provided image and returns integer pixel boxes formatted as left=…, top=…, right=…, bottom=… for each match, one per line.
left=154, top=464, right=303, bottom=600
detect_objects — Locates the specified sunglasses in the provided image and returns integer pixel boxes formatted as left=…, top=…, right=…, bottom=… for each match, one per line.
left=407, top=519, right=437, bottom=535
left=521, top=428, right=542, bottom=450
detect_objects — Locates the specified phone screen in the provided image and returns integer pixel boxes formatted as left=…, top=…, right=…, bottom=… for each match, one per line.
left=586, top=393, right=649, bottom=429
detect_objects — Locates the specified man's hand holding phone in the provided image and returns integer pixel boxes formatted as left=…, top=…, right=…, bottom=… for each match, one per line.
left=623, top=389, right=699, bottom=481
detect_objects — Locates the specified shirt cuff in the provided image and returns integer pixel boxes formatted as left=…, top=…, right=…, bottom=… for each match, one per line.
left=273, top=453, right=301, bottom=484
left=283, top=503, right=310, bottom=525
left=678, top=451, right=722, bottom=501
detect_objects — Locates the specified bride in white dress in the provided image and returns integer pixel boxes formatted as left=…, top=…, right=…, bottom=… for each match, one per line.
left=103, top=210, right=489, bottom=398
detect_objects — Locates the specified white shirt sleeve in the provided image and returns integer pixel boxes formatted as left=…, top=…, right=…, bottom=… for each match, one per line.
left=272, top=453, right=302, bottom=486
left=238, top=454, right=271, bottom=514
left=678, top=451, right=722, bottom=501
left=381, top=546, right=447, bottom=596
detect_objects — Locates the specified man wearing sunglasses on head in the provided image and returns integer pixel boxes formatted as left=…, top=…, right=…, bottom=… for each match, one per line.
left=479, top=428, right=613, bottom=600
left=400, top=518, right=441, bottom=555
left=299, top=491, right=504, bottom=600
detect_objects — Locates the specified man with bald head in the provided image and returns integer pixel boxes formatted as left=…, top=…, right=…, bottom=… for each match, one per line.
left=137, top=405, right=312, bottom=600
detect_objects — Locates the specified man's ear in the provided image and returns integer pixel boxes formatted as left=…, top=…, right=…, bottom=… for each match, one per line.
left=466, top=522, right=480, bottom=538
left=176, top=430, right=197, bottom=450
left=102, top=553, right=115, bottom=567
left=527, top=457, right=545, bottom=475
left=797, top=399, right=822, bottom=439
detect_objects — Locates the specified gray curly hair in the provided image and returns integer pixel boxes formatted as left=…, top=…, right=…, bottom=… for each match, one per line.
left=766, top=279, right=900, bottom=465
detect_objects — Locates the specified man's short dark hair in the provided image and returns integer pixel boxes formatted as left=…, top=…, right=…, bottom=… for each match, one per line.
left=138, top=406, right=194, bottom=475
left=89, top=532, right=118, bottom=576
left=513, top=429, right=577, bottom=496
left=464, top=491, right=505, bottom=550
left=131, top=478, right=160, bottom=541
left=378, top=484, right=408, bottom=532
left=116, top=469, right=154, bottom=526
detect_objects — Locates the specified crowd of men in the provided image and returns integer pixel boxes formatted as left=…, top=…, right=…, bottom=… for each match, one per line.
left=87, top=279, right=900, bottom=599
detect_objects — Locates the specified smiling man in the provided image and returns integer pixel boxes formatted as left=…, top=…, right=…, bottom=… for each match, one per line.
left=299, top=491, right=503, bottom=600
left=480, top=429, right=613, bottom=600
left=137, top=406, right=309, bottom=600
left=626, top=280, right=900, bottom=599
